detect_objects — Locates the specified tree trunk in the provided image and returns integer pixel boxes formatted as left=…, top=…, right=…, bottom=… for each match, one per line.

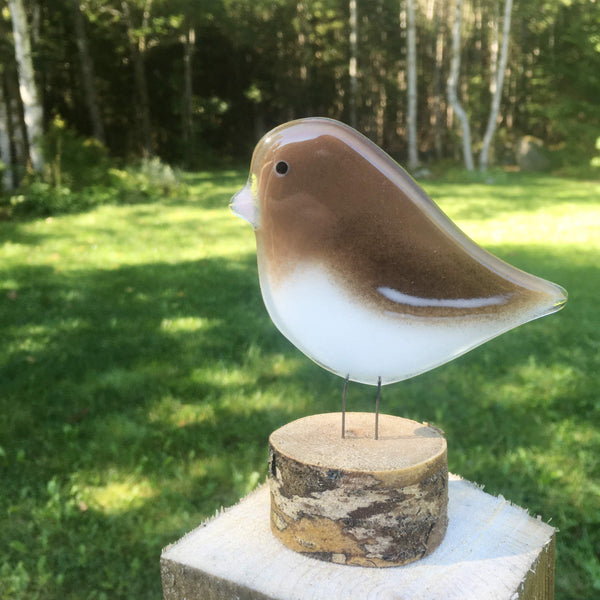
left=432, top=0, right=445, bottom=160
left=488, top=0, right=499, bottom=95
left=4, top=69, right=27, bottom=171
left=0, top=77, right=14, bottom=190
left=8, top=0, right=44, bottom=172
left=348, top=0, right=358, bottom=128
left=121, top=0, right=153, bottom=156
left=333, top=26, right=345, bottom=118
left=182, top=24, right=195, bottom=164
left=480, top=0, right=513, bottom=171
left=447, top=0, right=474, bottom=171
left=30, top=0, right=40, bottom=44
left=372, top=0, right=387, bottom=147
left=296, top=1, right=312, bottom=114
left=406, top=0, right=418, bottom=169
left=71, top=0, right=105, bottom=144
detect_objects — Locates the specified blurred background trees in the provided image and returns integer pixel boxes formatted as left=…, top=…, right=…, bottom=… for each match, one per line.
left=0, top=0, right=599, bottom=186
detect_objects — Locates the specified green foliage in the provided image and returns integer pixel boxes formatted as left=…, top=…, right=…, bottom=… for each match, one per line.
left=7, top=182, right=113, bottom=217
left=591, top=137, right=600, bottom=169
left=2, top=0, right=599, bottom=172
left=109, top=157, right=187, bottom=204
left=42, top=116, right=112, bottom=190
left=1, top=124, right=186, bottom=218
left=0, top=170, right=599, bottom=598
left=435, top=166, right=511, bottom=185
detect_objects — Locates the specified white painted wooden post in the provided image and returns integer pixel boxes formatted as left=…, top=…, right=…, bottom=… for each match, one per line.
left=162, top=414, right=555, bottom=599
left=162, top=480, right=554, bottom=599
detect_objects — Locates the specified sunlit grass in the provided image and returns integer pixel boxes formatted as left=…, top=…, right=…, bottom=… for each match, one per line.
left=1, top=170, right=599, bottom=598
left=84, top=478, right=157, bottom=514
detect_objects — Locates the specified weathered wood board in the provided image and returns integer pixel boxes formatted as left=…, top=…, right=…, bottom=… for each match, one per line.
left=161, top=475, right=555, bottom=600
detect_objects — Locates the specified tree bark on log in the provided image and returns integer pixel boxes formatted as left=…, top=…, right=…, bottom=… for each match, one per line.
left=269, top=413, right=448, bottom=567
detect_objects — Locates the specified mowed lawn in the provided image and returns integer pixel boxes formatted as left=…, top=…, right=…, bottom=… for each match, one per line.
left=1, top=171, right=598, bottom=599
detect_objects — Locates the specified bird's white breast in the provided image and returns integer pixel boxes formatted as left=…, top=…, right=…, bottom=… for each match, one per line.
left=258, top=263, right=535, bottom=385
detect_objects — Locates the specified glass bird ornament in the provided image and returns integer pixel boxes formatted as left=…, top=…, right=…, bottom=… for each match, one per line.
left=231, top=118, right=567, bottom=422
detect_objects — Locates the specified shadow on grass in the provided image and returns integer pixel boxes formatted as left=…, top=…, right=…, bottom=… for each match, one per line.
left=0, top=221, right=51, bottom=247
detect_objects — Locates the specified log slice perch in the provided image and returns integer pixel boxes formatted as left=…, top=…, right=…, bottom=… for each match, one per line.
left=268, top=412, right=448, bottom=567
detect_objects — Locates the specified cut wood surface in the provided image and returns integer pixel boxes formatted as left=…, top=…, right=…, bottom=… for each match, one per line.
left=161, top=476, right=555, bottom=600
left=268, top=413, right=448, bottom=566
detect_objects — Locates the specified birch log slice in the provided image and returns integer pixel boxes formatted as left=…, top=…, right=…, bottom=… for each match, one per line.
left=269, top=412, right=448, bottom=567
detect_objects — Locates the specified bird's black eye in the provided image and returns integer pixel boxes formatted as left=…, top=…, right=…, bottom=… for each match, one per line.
left=275, top=161, right=289, bottom=176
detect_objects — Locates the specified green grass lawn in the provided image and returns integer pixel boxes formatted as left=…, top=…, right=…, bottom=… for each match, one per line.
left=1, top=171, right=599, bottom=598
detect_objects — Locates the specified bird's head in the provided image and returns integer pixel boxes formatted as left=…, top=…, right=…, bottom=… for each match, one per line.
left=230, top=117, right=386, bottom=230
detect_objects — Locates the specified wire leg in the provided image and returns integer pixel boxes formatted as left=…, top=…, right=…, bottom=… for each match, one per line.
left=375, top=376, right=382, bottom=440
left=342, top=374, right=349, bottom=439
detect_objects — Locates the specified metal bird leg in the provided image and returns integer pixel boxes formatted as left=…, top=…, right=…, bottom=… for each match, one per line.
left=341, top=374, right=349, bottom=439
left=375, top=376, right=382, bottom=440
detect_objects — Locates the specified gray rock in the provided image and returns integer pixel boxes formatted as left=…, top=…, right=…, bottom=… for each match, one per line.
left=516, top=136, right=551, bottom=171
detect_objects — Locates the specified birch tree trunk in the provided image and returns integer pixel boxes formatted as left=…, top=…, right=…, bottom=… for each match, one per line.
left=406, top=0, right=418, bottom=169
left=480, top=0, right=513, bottom=171
left=71, top=0, right=105, bottom=144
left=8, top=0, right=44, bottom=172
left=348, top=0, right=358, bottom=128
left=446, top=0, right=474, bottom=171
left=0, top=78, right=15, bottom=190
left=488, top=0, right=499, bottom=96
left=182, top=24, right=195, bottom=164
left=432, top=0, right=445, bottom=160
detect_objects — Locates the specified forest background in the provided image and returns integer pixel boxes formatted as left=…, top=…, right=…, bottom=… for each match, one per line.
left=1, top=0, right=599, bottom=195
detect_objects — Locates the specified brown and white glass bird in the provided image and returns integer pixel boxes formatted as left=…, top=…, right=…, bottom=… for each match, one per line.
left=231, top=118, right=567, bottom=434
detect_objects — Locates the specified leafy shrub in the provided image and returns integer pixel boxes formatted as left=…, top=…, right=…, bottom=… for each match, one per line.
left=8, top=183, right=119, bottom=217
left=551, top=134, right=600, bottom=179
left=591, top=137, right=600, bottom=169
left=1, top=119, right=187, bottom=218
left=41, top=116, right=112, bottom=190
left=109, top=157, right=186, bottom=204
